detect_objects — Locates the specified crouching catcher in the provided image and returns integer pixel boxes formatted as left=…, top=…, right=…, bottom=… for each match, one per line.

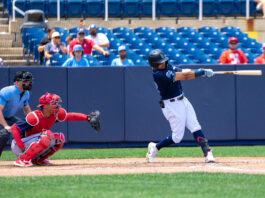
left=11, top=92, right=100, bottom=167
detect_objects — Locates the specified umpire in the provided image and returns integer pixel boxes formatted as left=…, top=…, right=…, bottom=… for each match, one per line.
left=0, top=71, right=33, bottom=157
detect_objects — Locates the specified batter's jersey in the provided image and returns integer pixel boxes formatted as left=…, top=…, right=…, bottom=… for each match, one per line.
left=0, top=85, right=30, bottom=118
left=254, top=54, right=265, bottom=64
left=219, top=49, right=248, bottom=64
left=152, top=65, right=183, bottom=100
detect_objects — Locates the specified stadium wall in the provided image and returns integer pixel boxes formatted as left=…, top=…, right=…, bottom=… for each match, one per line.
left=1, top=65, right=265, bottom=144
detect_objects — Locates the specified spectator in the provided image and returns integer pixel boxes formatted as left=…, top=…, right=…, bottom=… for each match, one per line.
left=0, top=58, right=4, bottom=66
left=69, top=28, right=109, bottom=57
left=255, top=0, right=265, bottom=18
left=80, top=19, right=85, bottom=27
left=62, top=45, right=89, bottom=67
left=38, top=28, right=55, bottom=65
left=219, top=37, right=248, bottom=64
left=0, top=71, right=33, bottom=157
left=44, top=32, right=67, bottom=66
left=254, top=43, right=265, bottom=64
left=65, top=35, right=73, bottom=55
left=111, top=45, right=134, bottom=66
left=86, top=24, right=110, bottom=50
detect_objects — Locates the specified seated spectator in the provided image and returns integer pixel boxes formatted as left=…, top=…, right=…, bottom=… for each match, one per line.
left=219, top=37, right=248, bottom=64
left=86, top=24, right=110, bottom=50
left=255, top=0, right=265, bottom=18
left=111, top=45, right=134, bottom=66
left=254, top=43, right=265, bottom=64
left=69, top=28, right=109, bottom=57
left=62, top=45, right=89, bottom=67
left=65, top=35, right=73, bottom=55
left=38, top=28, right=54, bottom=65
left=44, top=32, right=67, bottom=66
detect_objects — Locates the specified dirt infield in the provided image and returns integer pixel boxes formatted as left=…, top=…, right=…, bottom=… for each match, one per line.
left=0, top=157, right=265, bottom=177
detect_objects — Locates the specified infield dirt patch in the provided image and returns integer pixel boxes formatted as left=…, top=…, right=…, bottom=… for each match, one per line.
left=0, top=157, right=265, bottom=177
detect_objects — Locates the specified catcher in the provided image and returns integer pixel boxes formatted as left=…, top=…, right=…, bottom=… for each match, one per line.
left=11, top=92, right=100, bottom=167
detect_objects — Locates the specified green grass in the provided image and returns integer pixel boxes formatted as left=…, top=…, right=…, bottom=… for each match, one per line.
left=0, top=173, right=265, bottom=198
left=1, top=145, right=265, bottom=161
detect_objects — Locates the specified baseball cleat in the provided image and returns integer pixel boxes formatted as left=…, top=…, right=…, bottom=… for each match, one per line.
left=14, top=158, right=33, bottom=167
left=146, top=142, right=158, bottom=163
left=205, top=150, right=215, bottom=163
left=32, top=159, right=52, bottom=166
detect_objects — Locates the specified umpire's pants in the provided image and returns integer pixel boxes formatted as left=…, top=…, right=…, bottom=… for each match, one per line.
left=0, top=117, right=20, bottom=157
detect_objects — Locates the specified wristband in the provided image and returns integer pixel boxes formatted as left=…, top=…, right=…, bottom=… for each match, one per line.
left=194, top=69, right=205, bottom=77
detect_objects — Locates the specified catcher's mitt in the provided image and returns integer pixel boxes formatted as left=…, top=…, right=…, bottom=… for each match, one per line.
left=88, top=110, right=101, bottom=132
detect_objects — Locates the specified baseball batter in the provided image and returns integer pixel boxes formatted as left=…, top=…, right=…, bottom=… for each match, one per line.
left=146, top=49, right=215, bottom=163
left=11, top=92, right=100, bottom=167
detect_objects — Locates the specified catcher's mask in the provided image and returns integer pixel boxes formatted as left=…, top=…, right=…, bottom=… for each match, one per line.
left=148, top=49, right=168, bottom=69
left=37, top=92, right=62, bottom=115
left=14, top=71, right=33, bottom=91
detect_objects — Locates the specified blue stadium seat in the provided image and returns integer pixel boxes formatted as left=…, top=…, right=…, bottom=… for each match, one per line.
left=155, top=26, right=175, bottom=34
left=67, top=0, right=85, bottom=18
left=49, top=54, right=68, bottom=66
left=123, top=0, right=140, bottom=18
left=236, top=0, right=256, bottom=17
left=177, top=26, right=196, bottom=33
left=83, top=54, right=103, bottom=66
left=158, top=0, right=179, bottom=17
left=218, top=0, right=237, bottom=17
left=179, top=0, right=197, bottom=17
left=141, top=0, right=159, bottom=17
left=85, top=0, right=103, bottom=17
left=48, top=0, right=66, bottom=18
left=105, top=0, right=122, bottom=17
left=203, top=0, right=217, bottom=17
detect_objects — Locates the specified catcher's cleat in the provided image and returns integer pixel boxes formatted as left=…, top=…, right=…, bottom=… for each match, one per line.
left=146, top=142, right=158, bottom=163
left=14, top=158, right=33, bottom=167
left=205, top=150, right=215, bottom=163
left=32, top=159, right=52, bottom=166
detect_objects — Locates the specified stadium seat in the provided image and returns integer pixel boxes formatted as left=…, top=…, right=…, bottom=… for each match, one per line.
left=202, top=0, right=217, bottom=17
left=158, top=0, right=179, bottom=17
left=48, top=0, right=66, bottom=18
left=218, top=0, right=237, bottom=17
left=85, top=0, right=103, bottom=17
left=141, top=0, right=159, bottom=17
left=49, top=54, right=68, bottom=66
left=83, top=54, right=103, bottom=66
left=67, top=0, right=85, bottom=18
left=179, top=0, right=197, bottom=17
left=123, top=0, right=140, bottom=18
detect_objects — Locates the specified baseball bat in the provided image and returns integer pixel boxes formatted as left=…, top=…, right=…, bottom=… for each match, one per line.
left=214, top=70, right=262, bottom=76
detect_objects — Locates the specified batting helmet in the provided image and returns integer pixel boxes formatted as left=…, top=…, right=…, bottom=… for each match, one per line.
left=37, top=92, right=62, bottom=115
left=13, top=71, right=33, bottom=91
left=148, top=49, right=168, bottom=69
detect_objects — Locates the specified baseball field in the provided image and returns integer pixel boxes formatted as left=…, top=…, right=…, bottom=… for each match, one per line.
left=0, top=146, right=265, bottom=198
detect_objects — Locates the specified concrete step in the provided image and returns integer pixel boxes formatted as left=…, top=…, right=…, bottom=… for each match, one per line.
left=0, top=54, right=31, bottom=60
left=0, top=24, right=9, bottom=32
left=3, top=59, right=37, bottom=66
left=0, top=18, right=8, bottom=25
left=0, top=33, right=15, bottom=40
left=0, top=40, right=12, bottom=47
left=0, top=47, right=23, bottom=55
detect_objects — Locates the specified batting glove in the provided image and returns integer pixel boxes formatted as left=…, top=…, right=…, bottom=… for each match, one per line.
left=203, top=69, right=215, bottom=77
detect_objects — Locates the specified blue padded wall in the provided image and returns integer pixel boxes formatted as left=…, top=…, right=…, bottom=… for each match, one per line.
left=124, top=66, right=171, bottom=142
left=0, top=68, right=9, bottom=88
left=236, top=64, right=265, bottom=140
left=9, top=67, right=68, bottom=141
left=67, top=67, right=125, bottom=142
left=181, top=65, right=237, bottom=141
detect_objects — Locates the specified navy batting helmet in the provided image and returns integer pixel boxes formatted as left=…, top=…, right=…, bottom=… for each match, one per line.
left=148, top=49, right=168, bottom=69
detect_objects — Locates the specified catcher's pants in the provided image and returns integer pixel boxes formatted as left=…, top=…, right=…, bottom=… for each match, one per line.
left=11, top=133, right=58, bottom=157
left=161, top=96, right=201, bottom=143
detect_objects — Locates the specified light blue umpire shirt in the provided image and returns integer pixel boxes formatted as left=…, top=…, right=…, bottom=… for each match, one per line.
left=0, top=85, right=30, bottom=118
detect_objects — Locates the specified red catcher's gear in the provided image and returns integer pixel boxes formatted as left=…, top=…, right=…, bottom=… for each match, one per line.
left=37, top=92, right=62, bottom=115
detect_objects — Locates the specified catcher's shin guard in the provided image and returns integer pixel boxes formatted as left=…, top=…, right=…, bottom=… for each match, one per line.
left=33, top=133, right=65, bottom=163
left=196, top=137, right=211, bottom=157
left=19, top=130, right=54, bottom=161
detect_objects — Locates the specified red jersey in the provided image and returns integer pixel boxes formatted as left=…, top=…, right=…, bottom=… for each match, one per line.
left=69, top=38, right=95, bottom=55
left=11, top=108, right=87, bottom=149
left=219, top=49, right=248, bottom=64
left=254, top=54, right=265, bottom=64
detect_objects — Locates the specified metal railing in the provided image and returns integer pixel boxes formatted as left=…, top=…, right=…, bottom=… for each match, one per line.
left=12, top=0, right=252, bottom=22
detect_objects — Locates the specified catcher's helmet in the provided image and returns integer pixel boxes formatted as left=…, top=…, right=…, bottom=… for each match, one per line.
left=37, top=92, right=62, bottom=115
left=13, top=71, right=33, bottom=91
left=148, top=49, right=168, bottom=69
